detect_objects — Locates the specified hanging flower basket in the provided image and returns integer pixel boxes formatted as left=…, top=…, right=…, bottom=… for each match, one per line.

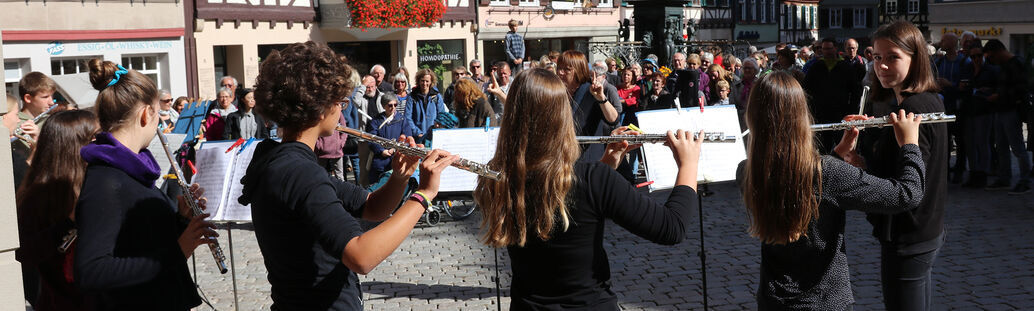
left=346, top=0, right=447, bottom=30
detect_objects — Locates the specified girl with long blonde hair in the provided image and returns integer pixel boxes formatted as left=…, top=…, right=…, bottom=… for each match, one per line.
left=475, top=68, right=703, bottom=310
left=740, top=70, right=927, bottom=310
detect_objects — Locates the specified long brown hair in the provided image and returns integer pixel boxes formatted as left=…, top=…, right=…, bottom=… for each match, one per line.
left=16, top=110, right=100, bottom=227
left=742, top=71, right=822, bottom=245
left=557, top=50, right=593, bottom=95
left=453, top=78, right=486, bottom=111
left=869, top=20, right=940, bottom=101
left=475, top=68, right=580, bottom=248
left=88, top=58, right=159, bottom=132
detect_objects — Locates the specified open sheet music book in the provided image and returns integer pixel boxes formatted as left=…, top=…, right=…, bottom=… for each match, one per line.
left=190, top=140, right=260, bottom=222
left=635, top=105, right=747, bottom=191
left=430, top=127, right=500, bottom=193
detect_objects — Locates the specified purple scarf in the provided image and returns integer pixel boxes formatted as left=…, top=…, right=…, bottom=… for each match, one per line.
left=80, top=132, right=161, bottom=187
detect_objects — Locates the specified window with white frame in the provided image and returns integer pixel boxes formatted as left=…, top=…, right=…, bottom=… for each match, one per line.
left=760, top=0, right=766, bottom=23
left=886, top=0, right=898, bottom=15
left=519, top=0, right=536, bottom=6
left=907, top=0, right=919, bottom=14
left=50, top=57, right=97, bottom=76
left=854, top=8, right=866, bottom=28
left=4, top=61, right=23, bottom=83
left=598, top=0, right=611, bottom=6
left=813, top=6, right=818, bottom=29
left=829, top=8, right=842, bottom=29
left=489, top=0, right=507, bottom=6
left=122, top=55, right=162, bottom=89
left=751, top=0, right=757, bottom=21
left=796, top=5, right=802, bottom=30
left=740, top=0, right=746, bottom=21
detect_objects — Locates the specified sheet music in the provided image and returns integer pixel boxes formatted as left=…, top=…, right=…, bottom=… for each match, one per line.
left=191, top=145, right=234, bottom=221
left=220, top=145, right=257, bottom=222
left=431, top=127, right=499, bottom=193
left=635, top=105, right=747, bottom=191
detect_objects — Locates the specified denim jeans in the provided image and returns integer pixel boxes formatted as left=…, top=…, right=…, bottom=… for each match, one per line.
left=348, top=156, right=361, bottom=184
left=880, top=246, right=940, bottom=311
left=993, top=110, right=1031, bottom=184
left=965, top=113, right=994, bottom=173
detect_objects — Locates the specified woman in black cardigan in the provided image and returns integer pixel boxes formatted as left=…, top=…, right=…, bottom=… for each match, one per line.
left=75, top=58, right=217, bottom=310
left=849, top=20, right=949, bottom=310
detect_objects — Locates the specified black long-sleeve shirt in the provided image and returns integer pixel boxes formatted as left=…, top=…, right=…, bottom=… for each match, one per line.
left=861, top=92, right=948, bottom=252
left=741, top=144, right=926, bottom=311
left=75, top=165, right=201, bottom=310
left=507, top=161, right=696, bottom=310
left=239, top=140, right=371, bottom=310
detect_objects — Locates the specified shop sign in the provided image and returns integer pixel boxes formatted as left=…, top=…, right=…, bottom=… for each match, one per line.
left=942, top=27, right=1003, bottom=38
left=419, top=53, right=462, bottom=62
left=46, top=41, right=65, bottom=55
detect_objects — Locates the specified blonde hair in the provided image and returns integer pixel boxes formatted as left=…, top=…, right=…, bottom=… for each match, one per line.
left=475, top=69, right=579, bottom=247
left=453, top=79, right=486, bottom=111
left=742, top=71, right=821, bottom=245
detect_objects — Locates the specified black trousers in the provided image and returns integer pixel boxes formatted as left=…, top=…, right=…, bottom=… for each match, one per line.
left=880, top=245, right=940, bottom=311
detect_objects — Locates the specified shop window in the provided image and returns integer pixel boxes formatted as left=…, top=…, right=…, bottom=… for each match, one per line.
left=122, top=55, right=163, bottom=89
left=907, top=0, right=919, bottom=14
left=50, top=57, right=94, bottom=76
left=417, top=40, right=466, bottom=92
left=886, top=0, right=897, bottom=15
left=4, top=61, right=24, bottom=83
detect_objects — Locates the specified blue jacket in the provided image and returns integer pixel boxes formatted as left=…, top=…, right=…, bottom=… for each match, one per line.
left=367, top=112, right=416, bottom=183
left=405, top=89, right=447, bottom=138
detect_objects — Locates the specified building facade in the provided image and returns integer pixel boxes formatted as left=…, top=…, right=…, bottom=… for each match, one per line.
left=780, top=0, right=821, bottom=46
left=878, top=0, right=929, bottom=37
left=819, top=0, right=879, bottom=46
left=1, top=0, right=188, bottom=107
left=0, top=35, right=25, bottom=309
left=696, top=0, right=734, bottom=41
left=734, top=0, right=781, bottom=46
left=478, top=0, right=624, bottom=64
left=929, top=0, right=1034, bottom=58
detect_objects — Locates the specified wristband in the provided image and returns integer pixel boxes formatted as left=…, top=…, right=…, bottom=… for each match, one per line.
left=409, top=191, right=430, bottom=211
left=594, top=98, right=608, bottom=105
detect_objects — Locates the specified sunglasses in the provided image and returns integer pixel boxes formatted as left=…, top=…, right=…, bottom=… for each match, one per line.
left=160, top=98, right=173, bottom=103
left=384, top=103, right=398, bottom=107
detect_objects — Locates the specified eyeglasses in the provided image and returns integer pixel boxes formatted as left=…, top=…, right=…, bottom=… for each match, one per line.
left=160, top=98, right=173, bottom=103
left=471, top=65, right=481, bottom=68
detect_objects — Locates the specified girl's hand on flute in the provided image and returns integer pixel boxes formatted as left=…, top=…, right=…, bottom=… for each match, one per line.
left=601, top=126, right=642, bottom=170
left=889, top=109, right=922, bottom=147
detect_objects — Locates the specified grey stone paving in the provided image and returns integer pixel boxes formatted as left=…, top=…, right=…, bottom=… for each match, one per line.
left=187, top=178, right=1034, bottom=310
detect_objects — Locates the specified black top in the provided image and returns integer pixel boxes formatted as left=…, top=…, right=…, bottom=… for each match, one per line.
left=507, top=162, right=696, bottom=310
left=861, top=92, right=949, bottom=252
left=992, top=56, right=1030, bottom=112
left=223, top=110, right=270, bottom=140
left=75, top=165, right=201, bottom=310
left=455, top=97, right=498, bottom=129
left=239, top=140, right=371, bottom=310
left=740, top=144, right=926, bottom=311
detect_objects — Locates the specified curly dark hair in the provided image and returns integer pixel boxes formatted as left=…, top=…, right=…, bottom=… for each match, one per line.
left=253, top=41, right=354, bottom=132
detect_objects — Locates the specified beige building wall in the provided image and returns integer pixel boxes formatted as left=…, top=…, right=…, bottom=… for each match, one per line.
left=194, top=21, right=476, bottom=98
left=0, top=36, right=27, bottom=309
left=193, top=20, right=320, bottom=99
left=0, top=1, right=183, bottom=31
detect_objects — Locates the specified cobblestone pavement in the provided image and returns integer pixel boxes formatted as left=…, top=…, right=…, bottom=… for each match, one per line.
left=185, top=177, right=1034, bottom=310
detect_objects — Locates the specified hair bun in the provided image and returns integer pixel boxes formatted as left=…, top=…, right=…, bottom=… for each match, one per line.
left=87, top=58, right=119, bottom=91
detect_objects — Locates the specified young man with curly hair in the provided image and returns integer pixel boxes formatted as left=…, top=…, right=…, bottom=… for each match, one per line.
left=239, top=41, right=459, bottom=309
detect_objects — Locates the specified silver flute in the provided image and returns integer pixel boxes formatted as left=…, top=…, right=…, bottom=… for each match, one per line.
left=812, top=112, right=955, bottom=132
left=156, top=129, right=230, bottom=274
left=336, top=126, right=502, bottom=180
left=577, top=132, right=738, bottom=144
left=11, top=104, right=59, bottom=145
